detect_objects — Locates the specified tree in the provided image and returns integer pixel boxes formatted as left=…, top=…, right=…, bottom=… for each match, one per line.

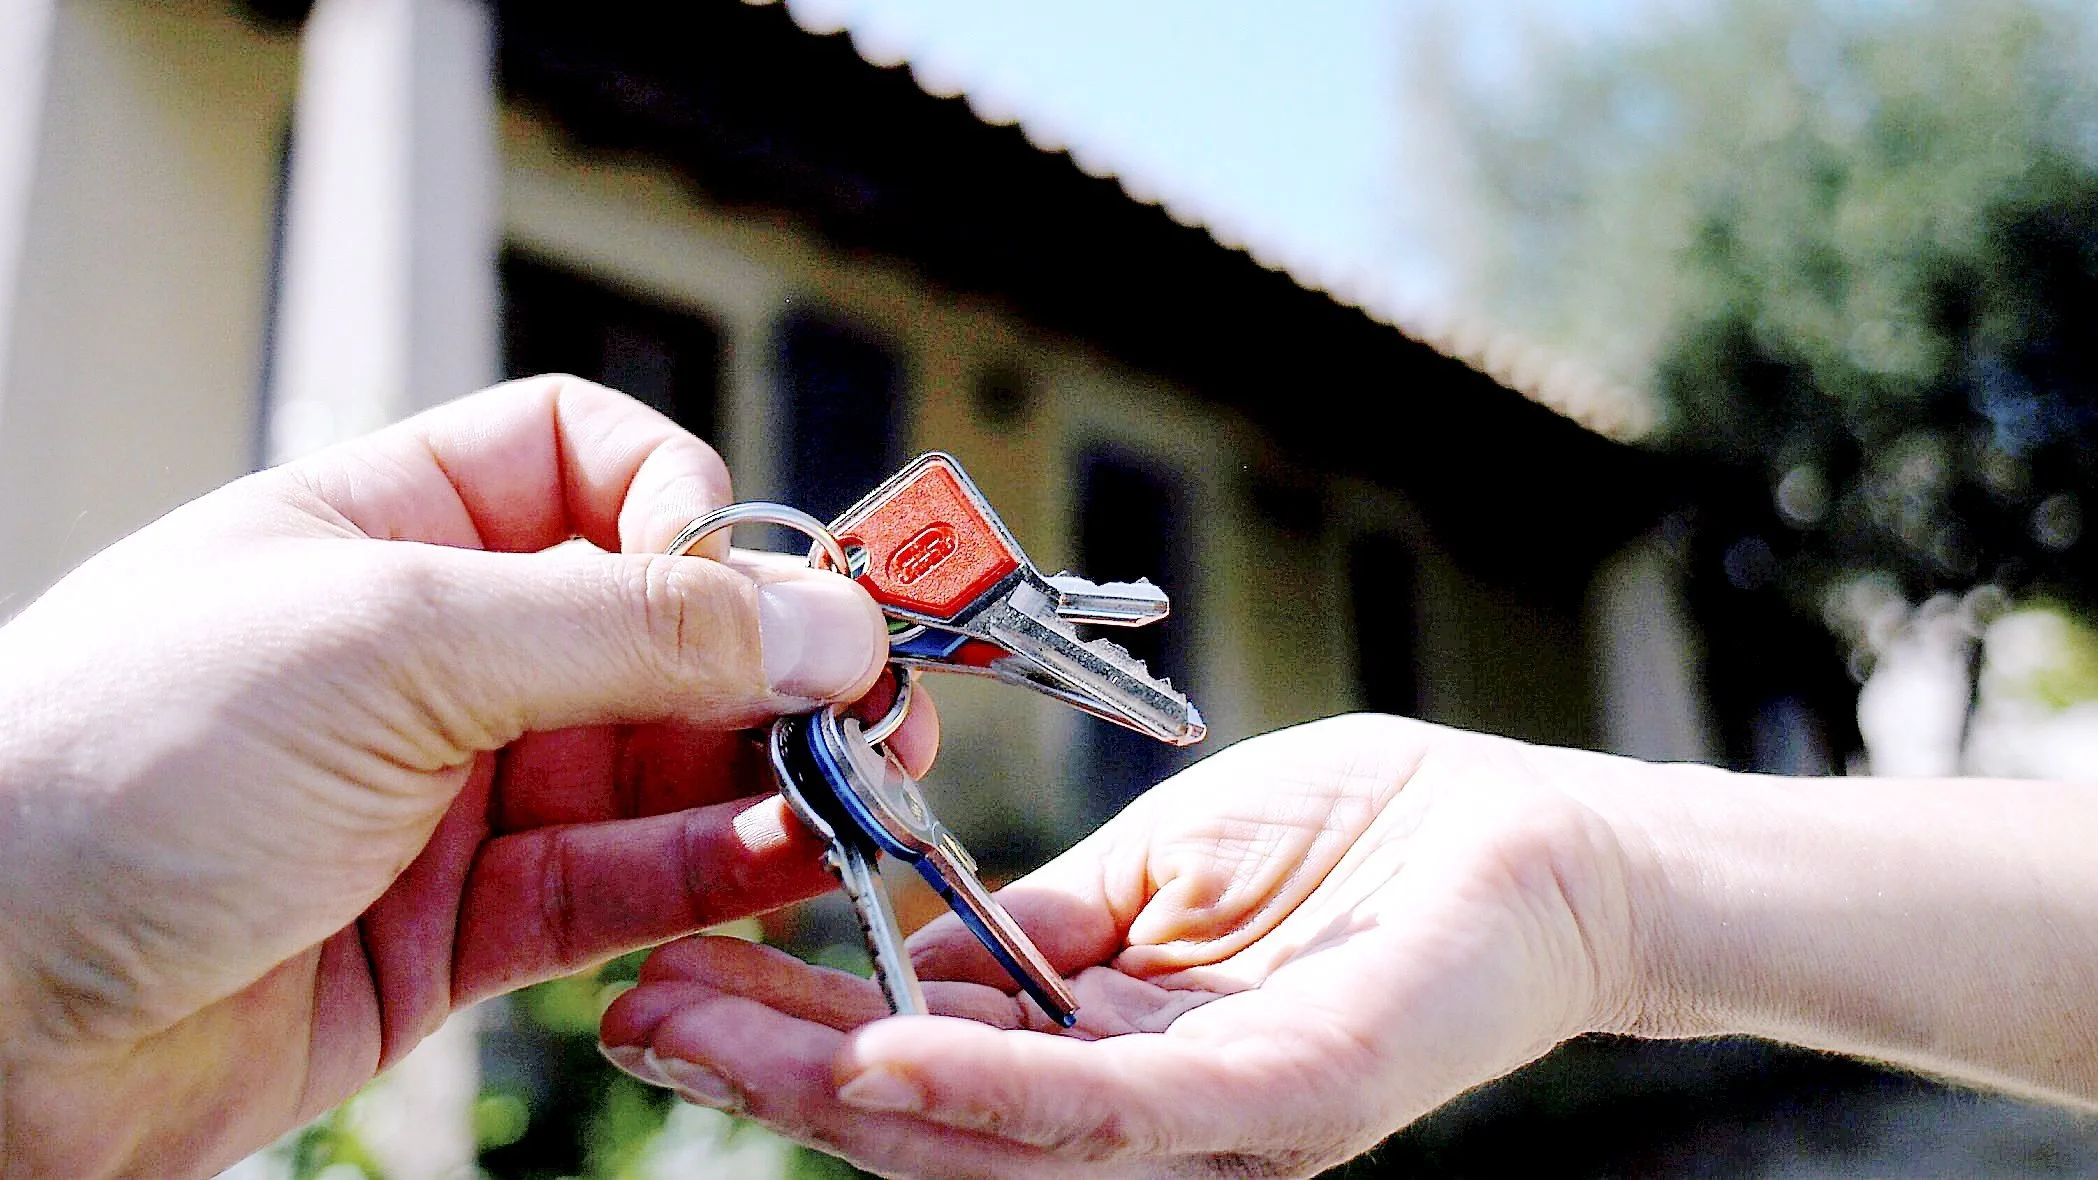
left=1431, top=0, right=2098, bottom=763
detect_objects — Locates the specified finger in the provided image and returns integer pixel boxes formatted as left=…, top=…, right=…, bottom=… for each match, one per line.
left=491, top=724, right=766, bottom=833
left=371, top=543, right=886, bottom=745
left=281, top=375, right=733, bottom=554
left=491, top=689, right=938, bottom=834
left=632, top=935, right=1028, bottom=1032
left=864, top=678, right=941, bottom=779
left=450, top=794, right=831, bottom=1004
left=605, top=991, right=1072, bottom=1178
left=833, top=1015, right=1327, bottom=1164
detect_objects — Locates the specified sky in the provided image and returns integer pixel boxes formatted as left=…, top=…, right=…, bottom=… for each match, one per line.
left=778, top=0, right=1661, bottom=320
left=781, top=0, right=1416, bottom=307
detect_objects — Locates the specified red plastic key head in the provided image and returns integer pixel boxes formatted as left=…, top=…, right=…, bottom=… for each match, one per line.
left=834, top=454, right=1025, bottom=620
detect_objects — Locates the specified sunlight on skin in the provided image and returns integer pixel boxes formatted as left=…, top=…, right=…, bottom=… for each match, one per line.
left=0, top=378, right=934, bottom=1177
left=605, top=713, right=2098, bottom=1178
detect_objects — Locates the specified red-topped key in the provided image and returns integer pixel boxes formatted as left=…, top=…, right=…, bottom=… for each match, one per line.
left=826, top=451, right=1207, bottom=745
left=829, top=453, right=1027, bottom=623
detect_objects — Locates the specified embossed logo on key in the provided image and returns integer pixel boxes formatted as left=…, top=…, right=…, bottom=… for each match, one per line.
left=832, top=455, right=1022, bottom=619
left=889, top=523, right=958, bottom=585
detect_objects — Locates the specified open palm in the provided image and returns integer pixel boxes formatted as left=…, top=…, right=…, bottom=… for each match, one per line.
left=604, top=713, right=1654, bottom=1178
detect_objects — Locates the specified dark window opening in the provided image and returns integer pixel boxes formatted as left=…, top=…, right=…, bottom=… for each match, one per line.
left=776, top=312, right=904, bottom=522
left=500, top=249, right=723, bottom=443
left=1072, top=445, right=1197, bottom=824
left=1348, top=534, right=1420, bottom=717
left=971, top=363, right=1035, bottom=430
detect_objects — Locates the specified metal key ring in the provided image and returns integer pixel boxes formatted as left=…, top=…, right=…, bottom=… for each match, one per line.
left=666, top=502, right=849, bottom=571
left=669, top=502, right=916, bottom=743
left=856, top=664, right=919, bottom=747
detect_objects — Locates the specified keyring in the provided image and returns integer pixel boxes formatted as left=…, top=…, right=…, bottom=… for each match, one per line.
left=666, top=502, right=849, bottom=571
left=856, top=664, right=919, bottom=747
left=668, top=501, right=915, bottom=743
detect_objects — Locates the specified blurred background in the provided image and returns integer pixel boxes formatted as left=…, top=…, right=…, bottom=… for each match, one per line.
left=0, top=0, right=2092, bottom=1175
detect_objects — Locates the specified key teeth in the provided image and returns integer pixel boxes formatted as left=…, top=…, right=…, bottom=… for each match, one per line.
left=1049, top=573, right=1166, bottom=595
left=1080, top=634, right=1192, bottom=704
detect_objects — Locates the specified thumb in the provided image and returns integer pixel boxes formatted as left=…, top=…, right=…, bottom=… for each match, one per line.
left=368, top=542, right=887, bottom=746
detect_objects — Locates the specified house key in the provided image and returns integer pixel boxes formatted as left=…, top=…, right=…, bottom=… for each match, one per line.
left=824, top=452, right=1206, bottom=745
left=794, top=703, right=1079, bottom=1027
left=767, top=712, right=928, bottom=1017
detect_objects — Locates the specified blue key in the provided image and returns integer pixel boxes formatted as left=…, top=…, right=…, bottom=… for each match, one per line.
left=769, top=715, right=927, bottom=1018
left=799, top=705, right=1079, bottom=1027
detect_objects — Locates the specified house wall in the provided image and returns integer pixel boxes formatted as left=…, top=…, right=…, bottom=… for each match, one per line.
left=0, top=4, right=1617, bottom=833
left=0, top=0, right=297, bottom=614
left=497, top=109, right=1606, bottom=849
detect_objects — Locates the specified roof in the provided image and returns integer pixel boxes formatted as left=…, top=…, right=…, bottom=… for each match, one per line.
left=771, top=0, right=1657, bottom=444
left=254, top=0, right=1685, bottom=600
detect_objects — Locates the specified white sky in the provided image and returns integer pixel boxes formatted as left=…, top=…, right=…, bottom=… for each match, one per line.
left=780, top=0, right=1661, bottom=318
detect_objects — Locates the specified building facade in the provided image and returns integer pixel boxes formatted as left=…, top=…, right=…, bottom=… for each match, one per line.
left=0, top=2, right=1746, bottom=1173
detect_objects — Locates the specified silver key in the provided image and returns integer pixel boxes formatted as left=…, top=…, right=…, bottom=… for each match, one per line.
left=804, top=707, right=1080, bottom=1026
left=1045, top=573, right=1172, bottom=627
left=976, top=582, right=1204, bottom=745
left=769, top=716, right=927, bottom=1017
left=828, top=452, right=1206, bottom=747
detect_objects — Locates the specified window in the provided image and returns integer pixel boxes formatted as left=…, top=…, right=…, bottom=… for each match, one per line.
left=775, top=312, right=904, bottom=521
left=500, top=250, right=722, bottom=441
left=1071, top=445, right=1197, bottom=824
left=1348, top=534, right=1420, bottom=717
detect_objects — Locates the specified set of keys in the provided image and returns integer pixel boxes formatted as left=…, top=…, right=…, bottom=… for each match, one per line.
left=670, top=453, right=1205, bottom=1027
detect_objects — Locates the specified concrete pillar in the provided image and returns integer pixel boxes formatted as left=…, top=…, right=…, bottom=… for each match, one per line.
left=266, top=0, right=497, bottom=462
left=263, top=4, right=498, bottom=1174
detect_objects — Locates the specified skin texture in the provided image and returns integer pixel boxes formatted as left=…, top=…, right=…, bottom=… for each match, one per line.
left=6, top=377, right=2095, bottom=1178
left=603, top=714, right=2098, bottom=1179
left=0, top=377, right=938, bottom=1178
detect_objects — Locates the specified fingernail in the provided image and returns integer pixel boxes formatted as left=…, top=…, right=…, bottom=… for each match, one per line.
left=650, top=1050, right=744, bottom=1112
left=837, top=1066, right=923, bottom=1114
left=758, top=576, right=879, bottom=700
left=599, top=1043, right=671, bottom=1088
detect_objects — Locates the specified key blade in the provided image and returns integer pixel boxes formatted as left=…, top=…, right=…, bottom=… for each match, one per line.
left=981, top=595, right=1208, bottom=746
left=914, top=841, right=1079, bottom=1028
left=804, top=710, right=1075, bottom=1025
left=1046, top=573, right=1171, bottom=627
left=770, top=716, right=928, bottom=1018
left=833, top=840, right=929, bottom=1018
left=829, top=452, right=1030, bottom=628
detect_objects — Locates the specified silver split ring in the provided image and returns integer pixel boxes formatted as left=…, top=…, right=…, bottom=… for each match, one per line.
left=666, top=502, right=849, bottom=572
left=668, top=501, right=915, bottom=745
left=856, top=664, right=919, bottom=747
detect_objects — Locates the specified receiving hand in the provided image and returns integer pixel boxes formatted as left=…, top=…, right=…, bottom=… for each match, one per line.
left=0, top=377, right=935, bottom=1177
left=602, top=713, right=1659, bottom=1178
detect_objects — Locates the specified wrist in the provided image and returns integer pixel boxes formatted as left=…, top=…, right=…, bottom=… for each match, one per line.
left=1558, top=757, right=1742, bottom=1041
left=1583, top=762, right=2098, bottom=1102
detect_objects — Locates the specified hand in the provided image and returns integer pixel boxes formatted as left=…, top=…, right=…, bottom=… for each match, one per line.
left=601, top=713, right=1659, bottom=1178
left=0, top=377, right=937, bottom=1177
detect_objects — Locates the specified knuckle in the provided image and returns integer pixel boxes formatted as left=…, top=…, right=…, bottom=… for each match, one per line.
left=537, top=826, right=582, bottom=968
left=629, top=554, right=762, bottom=689
left=308, top=547, right=451, bottom=676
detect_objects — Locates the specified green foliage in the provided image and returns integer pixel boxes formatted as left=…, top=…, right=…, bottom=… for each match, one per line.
left=481, top=932, right=876, bottom=1180
left=285, top=1109, right=385, bottom=1180
left=1451, top=0, right=2098, bottom=621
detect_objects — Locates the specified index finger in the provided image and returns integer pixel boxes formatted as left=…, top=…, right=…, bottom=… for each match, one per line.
left=280, top=375, right=731, bottom=554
